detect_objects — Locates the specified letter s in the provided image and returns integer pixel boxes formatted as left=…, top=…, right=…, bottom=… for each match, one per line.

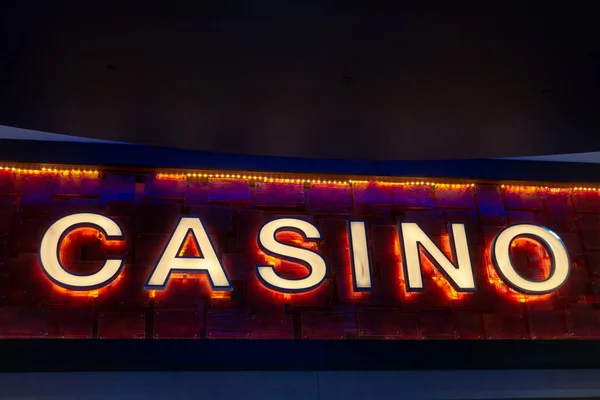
left=256, top=218, right=327, bottom=292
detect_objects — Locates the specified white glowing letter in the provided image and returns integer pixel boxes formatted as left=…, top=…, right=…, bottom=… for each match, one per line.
left=492, top=224, right=570, bottom=294
left=400, top=222, right=475, bottom=291
left=145, top=217, right=231, bottom=290
left=256, top=218, right=327, bottom=292
left=348, top=221, right=372, bottom=290
left=40, top=213, right=124, bottom=290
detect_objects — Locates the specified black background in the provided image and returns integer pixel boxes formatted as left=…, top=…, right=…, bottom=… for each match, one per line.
left=1, top=1, right=599, bottom=160
left=2, top=340, right=600, bottom=371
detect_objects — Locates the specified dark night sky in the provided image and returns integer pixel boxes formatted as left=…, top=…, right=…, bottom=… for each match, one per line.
left=0, top=1, right=599, bottom=160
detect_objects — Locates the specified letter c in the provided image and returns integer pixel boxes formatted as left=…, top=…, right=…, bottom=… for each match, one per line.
left=39, top=213, right=125, bottom=290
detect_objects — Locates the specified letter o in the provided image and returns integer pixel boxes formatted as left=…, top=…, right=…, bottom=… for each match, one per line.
left=492, top=224, right=570, bottom=294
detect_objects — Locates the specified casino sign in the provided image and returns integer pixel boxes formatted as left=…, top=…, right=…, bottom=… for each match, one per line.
left=0, top=164, right=598, bottom=340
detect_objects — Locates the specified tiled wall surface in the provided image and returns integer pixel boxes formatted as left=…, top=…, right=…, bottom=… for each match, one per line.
left=1, top=168, right=600, bottom=340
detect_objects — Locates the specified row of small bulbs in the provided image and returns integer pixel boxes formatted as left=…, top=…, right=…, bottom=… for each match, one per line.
left=159, top=172, right=600, bottom=192
left=166, top=172, right=349, bottom=185
left=1, top=164, right=600, bottom=192
left=502, top=184, right=600, bottom=192
left=0, top=166, right=99, bottom=175
left=347, top=179, right=476, bottom=188
left=158, top=173, right=477, bottom=188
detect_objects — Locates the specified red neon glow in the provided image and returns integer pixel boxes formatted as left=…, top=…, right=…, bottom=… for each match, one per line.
left=395, top=235, right=419, bottom=301
left=486, top=236, right=554, bottom=303
left=56, top=227, right=126, bottom=298
left=178, top=231, right=202, bottom=257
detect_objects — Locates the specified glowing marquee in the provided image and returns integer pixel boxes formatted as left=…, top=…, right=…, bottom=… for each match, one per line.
left=3, top=163, right=600, bottom=340
left=39, top=213, right=570, bottom=297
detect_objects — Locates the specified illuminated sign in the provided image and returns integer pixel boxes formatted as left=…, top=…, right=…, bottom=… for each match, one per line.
left=0, top=164, right=599, bottom=339
left=38, top=213, right=570, bottom=296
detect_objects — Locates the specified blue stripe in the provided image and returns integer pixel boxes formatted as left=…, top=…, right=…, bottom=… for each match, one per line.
left=0, top=139, right=595, bottom=183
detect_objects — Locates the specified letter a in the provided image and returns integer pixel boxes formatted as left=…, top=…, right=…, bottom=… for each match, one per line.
left=145, top=217, right=231, bottom=290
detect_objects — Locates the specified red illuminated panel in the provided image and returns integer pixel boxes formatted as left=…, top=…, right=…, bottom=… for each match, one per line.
left=97, top=310, right=146, bottom=339
left=573, top=190, right=600, bottom=212
left=353, top=182, right=393, bottom=216
left=418, top=310, right=457, bottom=339
left=301, top=308, right=358, bottom=339
left=207, top=178, right=251, bottom=204
left=0, top=306, right=46, bottom=338
left=577, top=215, right=600, bottom=250
left=206, top=309, right=293, bottom=339
left=0, top=170, right=17, bottom=194
left=357, top=308, right=420, bottom=339
left=504, top=186, right=545, bottom=210
left=7, top=253, right=53, bottom=304
left=0, top=197, right=16, bottom=237
left=137, top=201, right=182, bottom=234
left=567, top=307, right=600, bottom=338
left=255, top=182, right=304, bottom=208
left=154, top=304, right=204, bottom=339
left=455, top=312, right=484, bottom=339
left=45, top=305, right=94, bottom=338
left=483, top=313, right=528, bottom=339
left=308, top=183, right=351, bottom=213
left=476, top=186, right=506, bottom=225
left=56, top=171, right=102, bottom=196
left=435, top=186, right=474, bottom=208
left=393, top=184, right=434, bottom=209
left=146, top=174, right=186, bottom=198
left=546, top=190, right=576, bottom=232
left=0, top=164, right=599, bottom=341
left=528, top=309, right=569, bottom=339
